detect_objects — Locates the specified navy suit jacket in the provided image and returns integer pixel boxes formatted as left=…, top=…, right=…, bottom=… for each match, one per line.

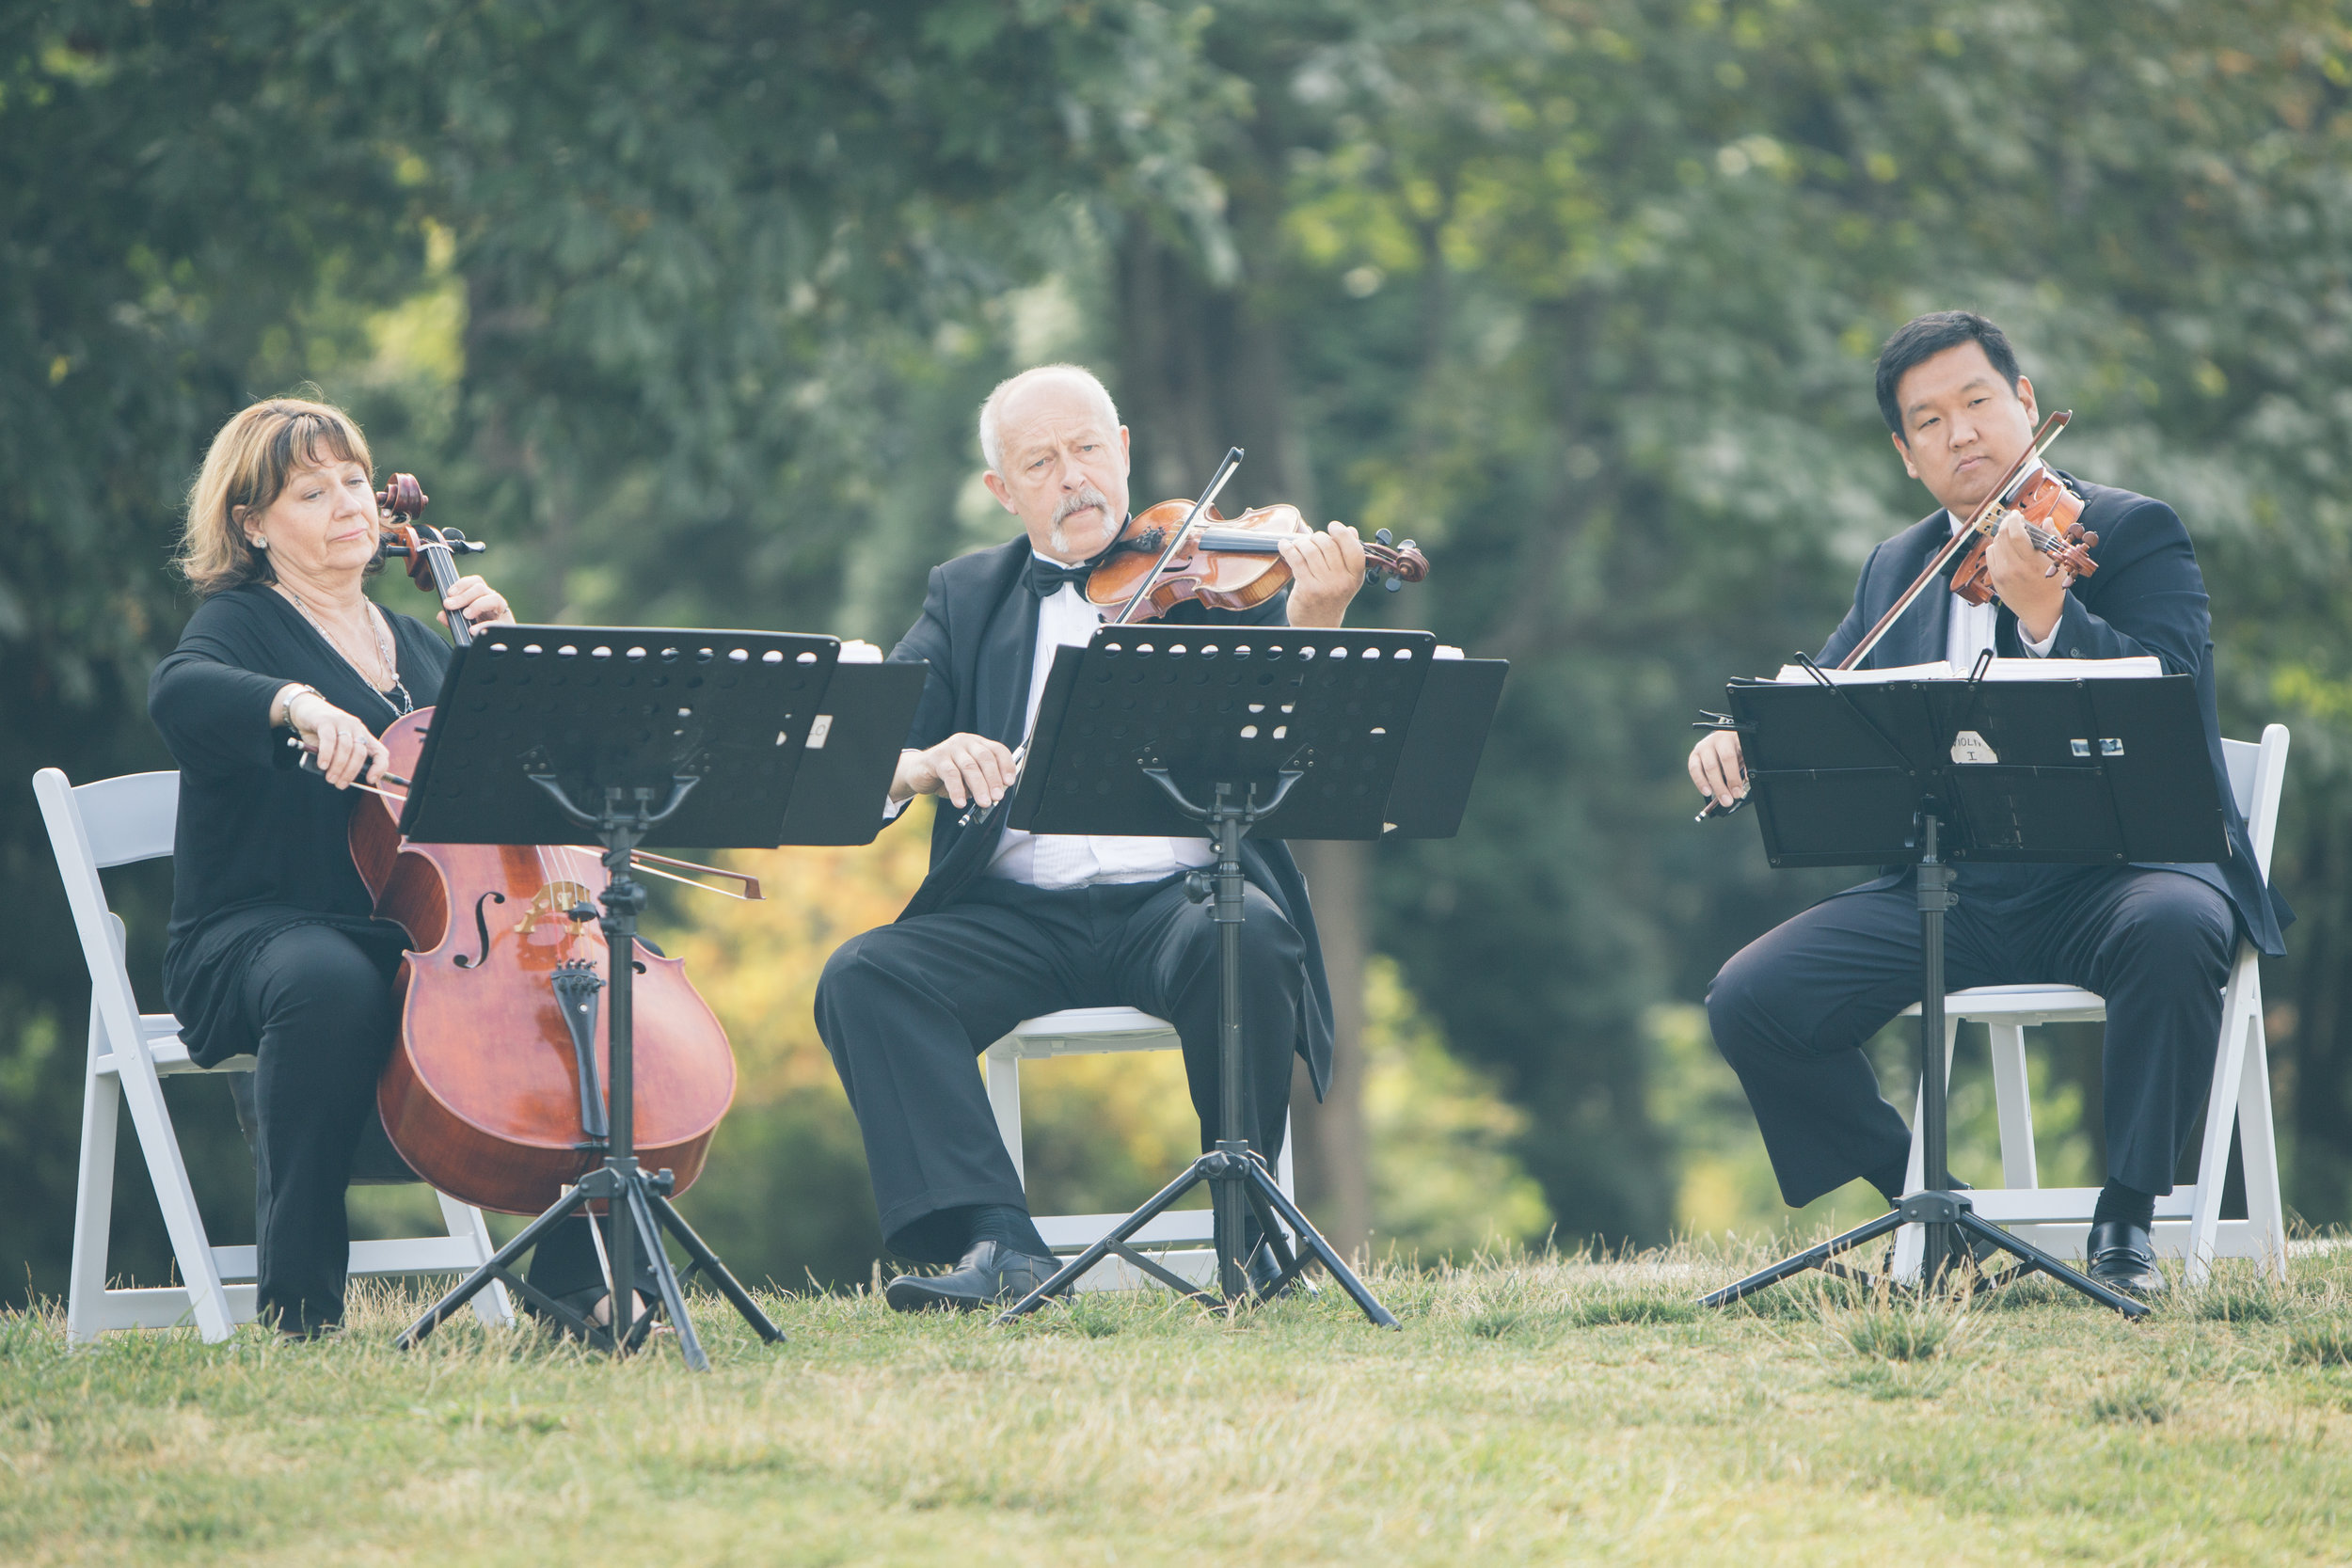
left=1818, top=474, right=2288, bottom=957
left=884, top=534, right=1339, bottom=1095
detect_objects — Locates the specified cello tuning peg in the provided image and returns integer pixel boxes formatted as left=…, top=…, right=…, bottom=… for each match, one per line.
left=1375, top=529, right=1393, bottom=546
left=1384, top=575, right=1403, bottom=592
left=1399, top=539, right=1416, bottom=553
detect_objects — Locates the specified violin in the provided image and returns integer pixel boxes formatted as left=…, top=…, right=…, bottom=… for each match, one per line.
left=1947, top=464, right=2096, bottom=608
left=350, top=476, right=738, bottom=1214
left=1085, top=499, right=1430, bottom=624
left=1834, top=410, right=2095, bottom=673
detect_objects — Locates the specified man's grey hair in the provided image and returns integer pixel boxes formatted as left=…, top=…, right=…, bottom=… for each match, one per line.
left=977, top=364, right=1120, bottom=475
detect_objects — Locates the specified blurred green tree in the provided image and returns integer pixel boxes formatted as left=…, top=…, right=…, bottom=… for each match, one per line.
left=8, top=0, right=2350, bottom=1307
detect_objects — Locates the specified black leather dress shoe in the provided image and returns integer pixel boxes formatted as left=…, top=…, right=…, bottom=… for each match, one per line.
left=885, top=1240, right=1061, bottom=1313
left=2086, top=1219, right=2166, bottom=1297
left=1245, top=1242, right=1289, bottom=1300
left=1243, top=1236, right=1320, bottom=1301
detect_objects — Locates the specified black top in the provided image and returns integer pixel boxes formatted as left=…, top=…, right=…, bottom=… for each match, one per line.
left=149, top=582, right=452, bottom=1065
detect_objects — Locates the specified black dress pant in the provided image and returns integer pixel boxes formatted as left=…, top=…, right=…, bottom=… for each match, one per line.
left=816, top=872, right=1306, bottom=1261
left=1706, top=865, right=2236, bottom=1209
left=237, top=924, right=622, bottom=1330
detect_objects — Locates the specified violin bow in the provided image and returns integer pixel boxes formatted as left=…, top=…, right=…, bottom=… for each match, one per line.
left=1836, top=410, right=2072, bottom=672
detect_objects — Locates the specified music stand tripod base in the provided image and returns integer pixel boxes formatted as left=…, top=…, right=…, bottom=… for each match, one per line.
left=999, top=770, right=1396, bottom=1328
left=990, top=624, right=1497, bottom=1328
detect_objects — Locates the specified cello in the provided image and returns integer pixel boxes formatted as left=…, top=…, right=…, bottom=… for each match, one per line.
left=349, top=476, right=738, bottom=1214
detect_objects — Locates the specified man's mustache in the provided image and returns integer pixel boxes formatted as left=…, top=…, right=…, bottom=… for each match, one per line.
left=1054, top=486, right=1110, bottom=525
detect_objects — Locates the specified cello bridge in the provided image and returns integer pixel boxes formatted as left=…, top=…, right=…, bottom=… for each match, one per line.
left=517, top=880, right=596, bottom=939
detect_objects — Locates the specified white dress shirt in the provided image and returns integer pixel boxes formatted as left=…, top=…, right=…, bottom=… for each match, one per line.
left=1945, top=509, right=2060, bottom=669
left=983, top=569, right=1214, bottom=887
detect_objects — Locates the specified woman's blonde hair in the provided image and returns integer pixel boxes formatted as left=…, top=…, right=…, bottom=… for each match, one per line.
left=176, top=395, right=374, bottom=596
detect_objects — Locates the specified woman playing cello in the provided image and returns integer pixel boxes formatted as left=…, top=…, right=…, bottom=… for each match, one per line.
left=150, top=396, right=644, bottom=1338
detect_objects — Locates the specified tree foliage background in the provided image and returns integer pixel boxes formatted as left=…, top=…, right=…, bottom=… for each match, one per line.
left=7, top=0, right=2349, bottom=1300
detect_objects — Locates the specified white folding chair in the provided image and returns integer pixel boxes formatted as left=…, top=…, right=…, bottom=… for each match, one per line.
left=1892, top=724, right=2291, bottom=1285
left=984, top=1007, right=1295, bottom=1291
left=36, top=767, right=511, bottom=1344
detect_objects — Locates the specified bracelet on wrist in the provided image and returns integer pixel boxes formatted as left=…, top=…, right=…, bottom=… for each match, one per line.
left=276, top=684, right=324, bottom=728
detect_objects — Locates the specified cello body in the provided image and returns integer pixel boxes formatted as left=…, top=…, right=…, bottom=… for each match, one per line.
left=356, top=708, right=736, bottom=1214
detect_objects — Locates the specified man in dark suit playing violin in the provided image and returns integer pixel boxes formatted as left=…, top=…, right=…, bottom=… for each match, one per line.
left=1690, top=311, right=2290, bottom=1296
left=816, top=364, right=1371, bottom=1310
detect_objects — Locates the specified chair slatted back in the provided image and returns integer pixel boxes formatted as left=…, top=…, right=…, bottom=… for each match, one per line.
left=34, top=768, right=178, bottom=1072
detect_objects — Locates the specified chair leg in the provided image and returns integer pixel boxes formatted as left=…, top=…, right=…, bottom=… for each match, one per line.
left=1987, top=1022, right=2039, bottom=1190
left=68, top=1020, right=122, bottom=1348
left=436, top=1193, right=515, bottom=1325
left=109, top=1030, right=234, bottom=1342
left=2185, top=947, right=2263, bottom=1288
left=2236, top=998, right=2288, bottom=1285
left=984, top=1048, right=1025, bottom=1192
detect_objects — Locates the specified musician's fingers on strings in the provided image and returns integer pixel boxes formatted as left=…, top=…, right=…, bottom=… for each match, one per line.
left=1324, top=519, right=1366, bottom=575
left=439, top=574, right=514, bottom=628
left=1279, top=525, right=1359, bottom=586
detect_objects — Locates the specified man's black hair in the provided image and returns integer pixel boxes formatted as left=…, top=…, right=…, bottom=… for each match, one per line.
left=1874, top=310, right=2022, bottom=440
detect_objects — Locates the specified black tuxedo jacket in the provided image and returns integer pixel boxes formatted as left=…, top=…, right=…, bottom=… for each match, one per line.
left=1818, top=474, right=2288, bottom=957
left=883, top=534, right=1339, bottom=1095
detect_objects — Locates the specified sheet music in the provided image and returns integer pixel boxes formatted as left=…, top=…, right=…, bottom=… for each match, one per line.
left=1770, top=656, right=2162, bottom=685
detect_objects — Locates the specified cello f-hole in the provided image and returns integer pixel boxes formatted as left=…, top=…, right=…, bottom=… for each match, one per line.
left=453, top=890, right=506, bottom=970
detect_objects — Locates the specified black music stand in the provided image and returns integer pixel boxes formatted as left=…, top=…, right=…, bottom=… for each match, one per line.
left=1696, top=668, right=2226, bottom=1319
left=393, top=626, right=859, bottom=1369
left=994, top=626, right=1505, bottom=1327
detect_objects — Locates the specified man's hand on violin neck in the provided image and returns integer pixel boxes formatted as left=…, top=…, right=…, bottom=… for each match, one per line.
left=1985, top=509, right=2066, bottom=643
left=1279, top=521, right=1369, bottom=628
left=894, top=734, right=1018, bottom=810
left=1689, top=729, right=1747, bottom=811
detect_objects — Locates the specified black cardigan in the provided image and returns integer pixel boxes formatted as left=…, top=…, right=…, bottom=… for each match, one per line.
left=149, top=582, right=451, bottom=1065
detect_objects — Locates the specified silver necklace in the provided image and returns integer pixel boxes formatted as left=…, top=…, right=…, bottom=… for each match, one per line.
left=278, top=583, right=413, bottom=715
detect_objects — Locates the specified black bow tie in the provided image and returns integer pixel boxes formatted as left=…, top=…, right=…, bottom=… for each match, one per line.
left=1028, top=556, right=1093, bottom=597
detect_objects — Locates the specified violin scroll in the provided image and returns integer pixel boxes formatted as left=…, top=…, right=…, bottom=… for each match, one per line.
left=1370, top=529, right=1429, bottom=594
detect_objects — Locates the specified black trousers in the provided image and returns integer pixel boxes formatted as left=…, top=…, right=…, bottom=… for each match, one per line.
left=1706, top=865, right=2236, bottom=1209
left=816, top=872, right=1306, bottom=1262
left=236, top=924, right=622, bottom=1329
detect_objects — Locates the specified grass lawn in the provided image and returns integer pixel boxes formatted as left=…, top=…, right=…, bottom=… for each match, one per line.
left=7, top=1239, right=2352, bottom=1565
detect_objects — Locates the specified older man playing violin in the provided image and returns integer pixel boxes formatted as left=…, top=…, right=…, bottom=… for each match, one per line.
left=1691, top=312, right=2291, bottom=1297
left=816, top=363, right=1369, bottom=1310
